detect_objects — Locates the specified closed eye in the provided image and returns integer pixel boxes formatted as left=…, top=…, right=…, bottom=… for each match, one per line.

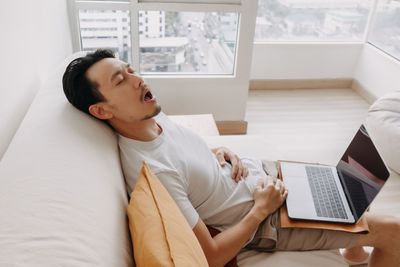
left=116, top=76, right=124, bottom=86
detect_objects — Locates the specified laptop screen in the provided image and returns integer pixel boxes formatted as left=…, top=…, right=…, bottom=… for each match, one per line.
left=336, top=125, right=390, bottom=220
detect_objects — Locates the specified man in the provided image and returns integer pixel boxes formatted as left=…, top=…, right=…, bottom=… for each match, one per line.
left=63, top=49, right=400, bottom=267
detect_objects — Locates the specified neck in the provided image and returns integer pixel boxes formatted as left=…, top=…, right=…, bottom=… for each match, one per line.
left=110, top=117, right=161, bottom=142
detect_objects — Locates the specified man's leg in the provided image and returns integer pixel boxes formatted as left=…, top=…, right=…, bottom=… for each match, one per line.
left=247, top=212, right=400, bottom=266
left=260, top=160, right=400, bottom=266
left=342, top=246, right=370, bottom=264
left=349, top=213, right=400, bottom=267
left=274, top=212, right=400, bottom=267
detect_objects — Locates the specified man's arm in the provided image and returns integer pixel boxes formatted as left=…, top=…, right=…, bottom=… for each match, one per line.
left=193, top=176, right=288, bottom=267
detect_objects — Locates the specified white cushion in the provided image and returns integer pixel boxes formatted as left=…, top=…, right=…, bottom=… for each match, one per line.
left=0, top=52, right=133, bottom=266
left=366, top=90, right=400, bottom=174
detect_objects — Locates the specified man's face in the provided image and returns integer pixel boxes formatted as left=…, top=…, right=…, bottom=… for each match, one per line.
left=86, top=57, right=160, bottom=122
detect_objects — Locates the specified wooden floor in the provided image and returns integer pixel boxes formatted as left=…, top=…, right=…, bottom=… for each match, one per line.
left=245, top=88, right=400, bottom=218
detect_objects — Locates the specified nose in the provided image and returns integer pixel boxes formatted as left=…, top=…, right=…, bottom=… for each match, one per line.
left=130, top=73, right=144, bottom=90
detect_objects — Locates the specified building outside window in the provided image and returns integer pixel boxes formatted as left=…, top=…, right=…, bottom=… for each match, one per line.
left=254, top=0, right=372, bottom=42
left=76, top=5, right=239, bottom=74
left=138, top=11, right=238, bottom=74
left=79, top=10, right=132, bottom=64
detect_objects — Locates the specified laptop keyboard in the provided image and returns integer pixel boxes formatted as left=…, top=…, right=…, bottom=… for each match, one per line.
left=306, top=166, right=348, bottom=219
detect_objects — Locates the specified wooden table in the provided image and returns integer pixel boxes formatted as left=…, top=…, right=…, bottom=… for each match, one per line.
left=168, top=114, right=220, bottom=136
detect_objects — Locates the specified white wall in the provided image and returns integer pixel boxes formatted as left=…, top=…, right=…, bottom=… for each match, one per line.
left=250, top=43, right=363, bottom=80
left=353, top=44, right=400, bottom=99
left=0, top=0, right=73, bottom=159
left=139, top=1, right=259, bottom=122
left=146, top=78, right=249, bottom=121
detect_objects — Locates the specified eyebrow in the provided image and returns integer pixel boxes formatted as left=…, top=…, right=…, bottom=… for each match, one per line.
left=110, top=64, right=130, bottom=83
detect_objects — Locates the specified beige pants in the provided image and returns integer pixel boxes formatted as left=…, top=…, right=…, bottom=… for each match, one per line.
left=246, top=209, right=359, bottom=252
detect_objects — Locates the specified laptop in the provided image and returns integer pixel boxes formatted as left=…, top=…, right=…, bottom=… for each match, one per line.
left=280, top=125, right=390, bottom=224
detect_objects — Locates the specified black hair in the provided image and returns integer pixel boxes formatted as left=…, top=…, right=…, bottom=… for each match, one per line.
left=62, top=49, right=115, bottom=117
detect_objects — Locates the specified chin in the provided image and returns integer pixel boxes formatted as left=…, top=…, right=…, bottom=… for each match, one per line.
left=142, top=105, right=162, bottom=121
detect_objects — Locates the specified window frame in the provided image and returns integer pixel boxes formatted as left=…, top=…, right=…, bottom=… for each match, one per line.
left=365, top=0, right=400, bottom=62
left=67, top=0, right=257, bottom=82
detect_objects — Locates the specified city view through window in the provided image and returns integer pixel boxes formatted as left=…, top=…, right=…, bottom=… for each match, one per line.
left=139, top=11, right=237, bottom=74
left=79, top=10, right=132, bottom=64
left=255, top=0, right=372, bottom=41
left=79, top=10, right=238, bottom=74
left=77, top=0, right=400, bottom=73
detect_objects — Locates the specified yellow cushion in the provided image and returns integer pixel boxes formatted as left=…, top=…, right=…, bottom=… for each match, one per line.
left=127, top=161, right=208, bottom=267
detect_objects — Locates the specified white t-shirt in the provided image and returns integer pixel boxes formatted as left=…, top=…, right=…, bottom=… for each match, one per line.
left=118, top=112, right=267, bottom=237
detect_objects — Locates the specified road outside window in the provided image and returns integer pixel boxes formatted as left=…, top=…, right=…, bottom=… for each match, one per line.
left=139, top=11, right=238, bottom=74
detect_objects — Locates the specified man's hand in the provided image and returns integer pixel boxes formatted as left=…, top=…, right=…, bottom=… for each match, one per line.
left=251, top=176, right=288, bottom=221
left=211, top=146, right=249, bottom=182
left=192, top=176, right=287, bottom=266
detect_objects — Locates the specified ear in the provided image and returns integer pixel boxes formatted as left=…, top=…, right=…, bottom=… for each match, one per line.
left=88, top=103, right=113, bottom=120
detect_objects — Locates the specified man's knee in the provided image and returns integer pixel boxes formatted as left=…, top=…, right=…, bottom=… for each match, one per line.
left=382, top=215, right=400, bottom=233
left=360, top=213, right=400, bottom=248
left=368, top=213, right=400, bottom=233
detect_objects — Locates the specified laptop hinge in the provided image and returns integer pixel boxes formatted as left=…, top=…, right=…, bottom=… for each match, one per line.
left=336, top=169, right=359, bottom=222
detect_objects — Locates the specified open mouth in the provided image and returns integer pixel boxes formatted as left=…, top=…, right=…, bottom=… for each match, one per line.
left=143, top=89, right=154, bottom=102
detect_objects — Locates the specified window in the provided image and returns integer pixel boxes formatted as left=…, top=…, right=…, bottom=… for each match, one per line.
left=368, top=0, right=400, bottom=60
left=78, top=10, right=132, bottom=64
left=255, top=0, right=372, bottom=42
left=69, top=0, right=255, bottom=76
left=139, top=11, right=238, bottom=74
left=139, top=0, right=241, bottom=3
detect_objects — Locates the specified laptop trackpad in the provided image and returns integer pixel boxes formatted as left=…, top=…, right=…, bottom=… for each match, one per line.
left=281, top=163, right=317, bottom=219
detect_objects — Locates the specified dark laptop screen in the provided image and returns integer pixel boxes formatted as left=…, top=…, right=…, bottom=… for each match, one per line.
left=336, top=125, right=390, bottom=220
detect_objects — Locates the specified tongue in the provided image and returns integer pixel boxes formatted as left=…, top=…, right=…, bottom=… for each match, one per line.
left=144, top=92, right=152, bottom=101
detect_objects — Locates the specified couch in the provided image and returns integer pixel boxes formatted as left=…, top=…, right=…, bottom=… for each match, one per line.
left=0, top=53, right=371, bottom=266
left=366, top=90, right=400, bottom=174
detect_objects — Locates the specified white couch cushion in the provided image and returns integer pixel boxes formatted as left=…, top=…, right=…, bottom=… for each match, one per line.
left=0, top=53, right=133, bottom=266
left=366, top=91, right=400, bottom=174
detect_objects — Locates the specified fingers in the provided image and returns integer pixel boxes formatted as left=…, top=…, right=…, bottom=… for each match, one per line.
left=256, top=178, right=264, bottom=190
left=215, top=151, right=226, bottom=167
left=230, top=155, right=240, bottom=181
left=235, top=159, right=245, bottom=182
left=275, top=179, right=282, bottom=190
left=282, top=189, right=288, bottom=200
left=275, top=179, right=287, bottom=195
left=214, top=147, right=248, bottom=182
left=243, top=165, right=249, bottom=178
left=266, top=175, right=274, bottom=186
left=231, top=155, right=246, bottom=183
